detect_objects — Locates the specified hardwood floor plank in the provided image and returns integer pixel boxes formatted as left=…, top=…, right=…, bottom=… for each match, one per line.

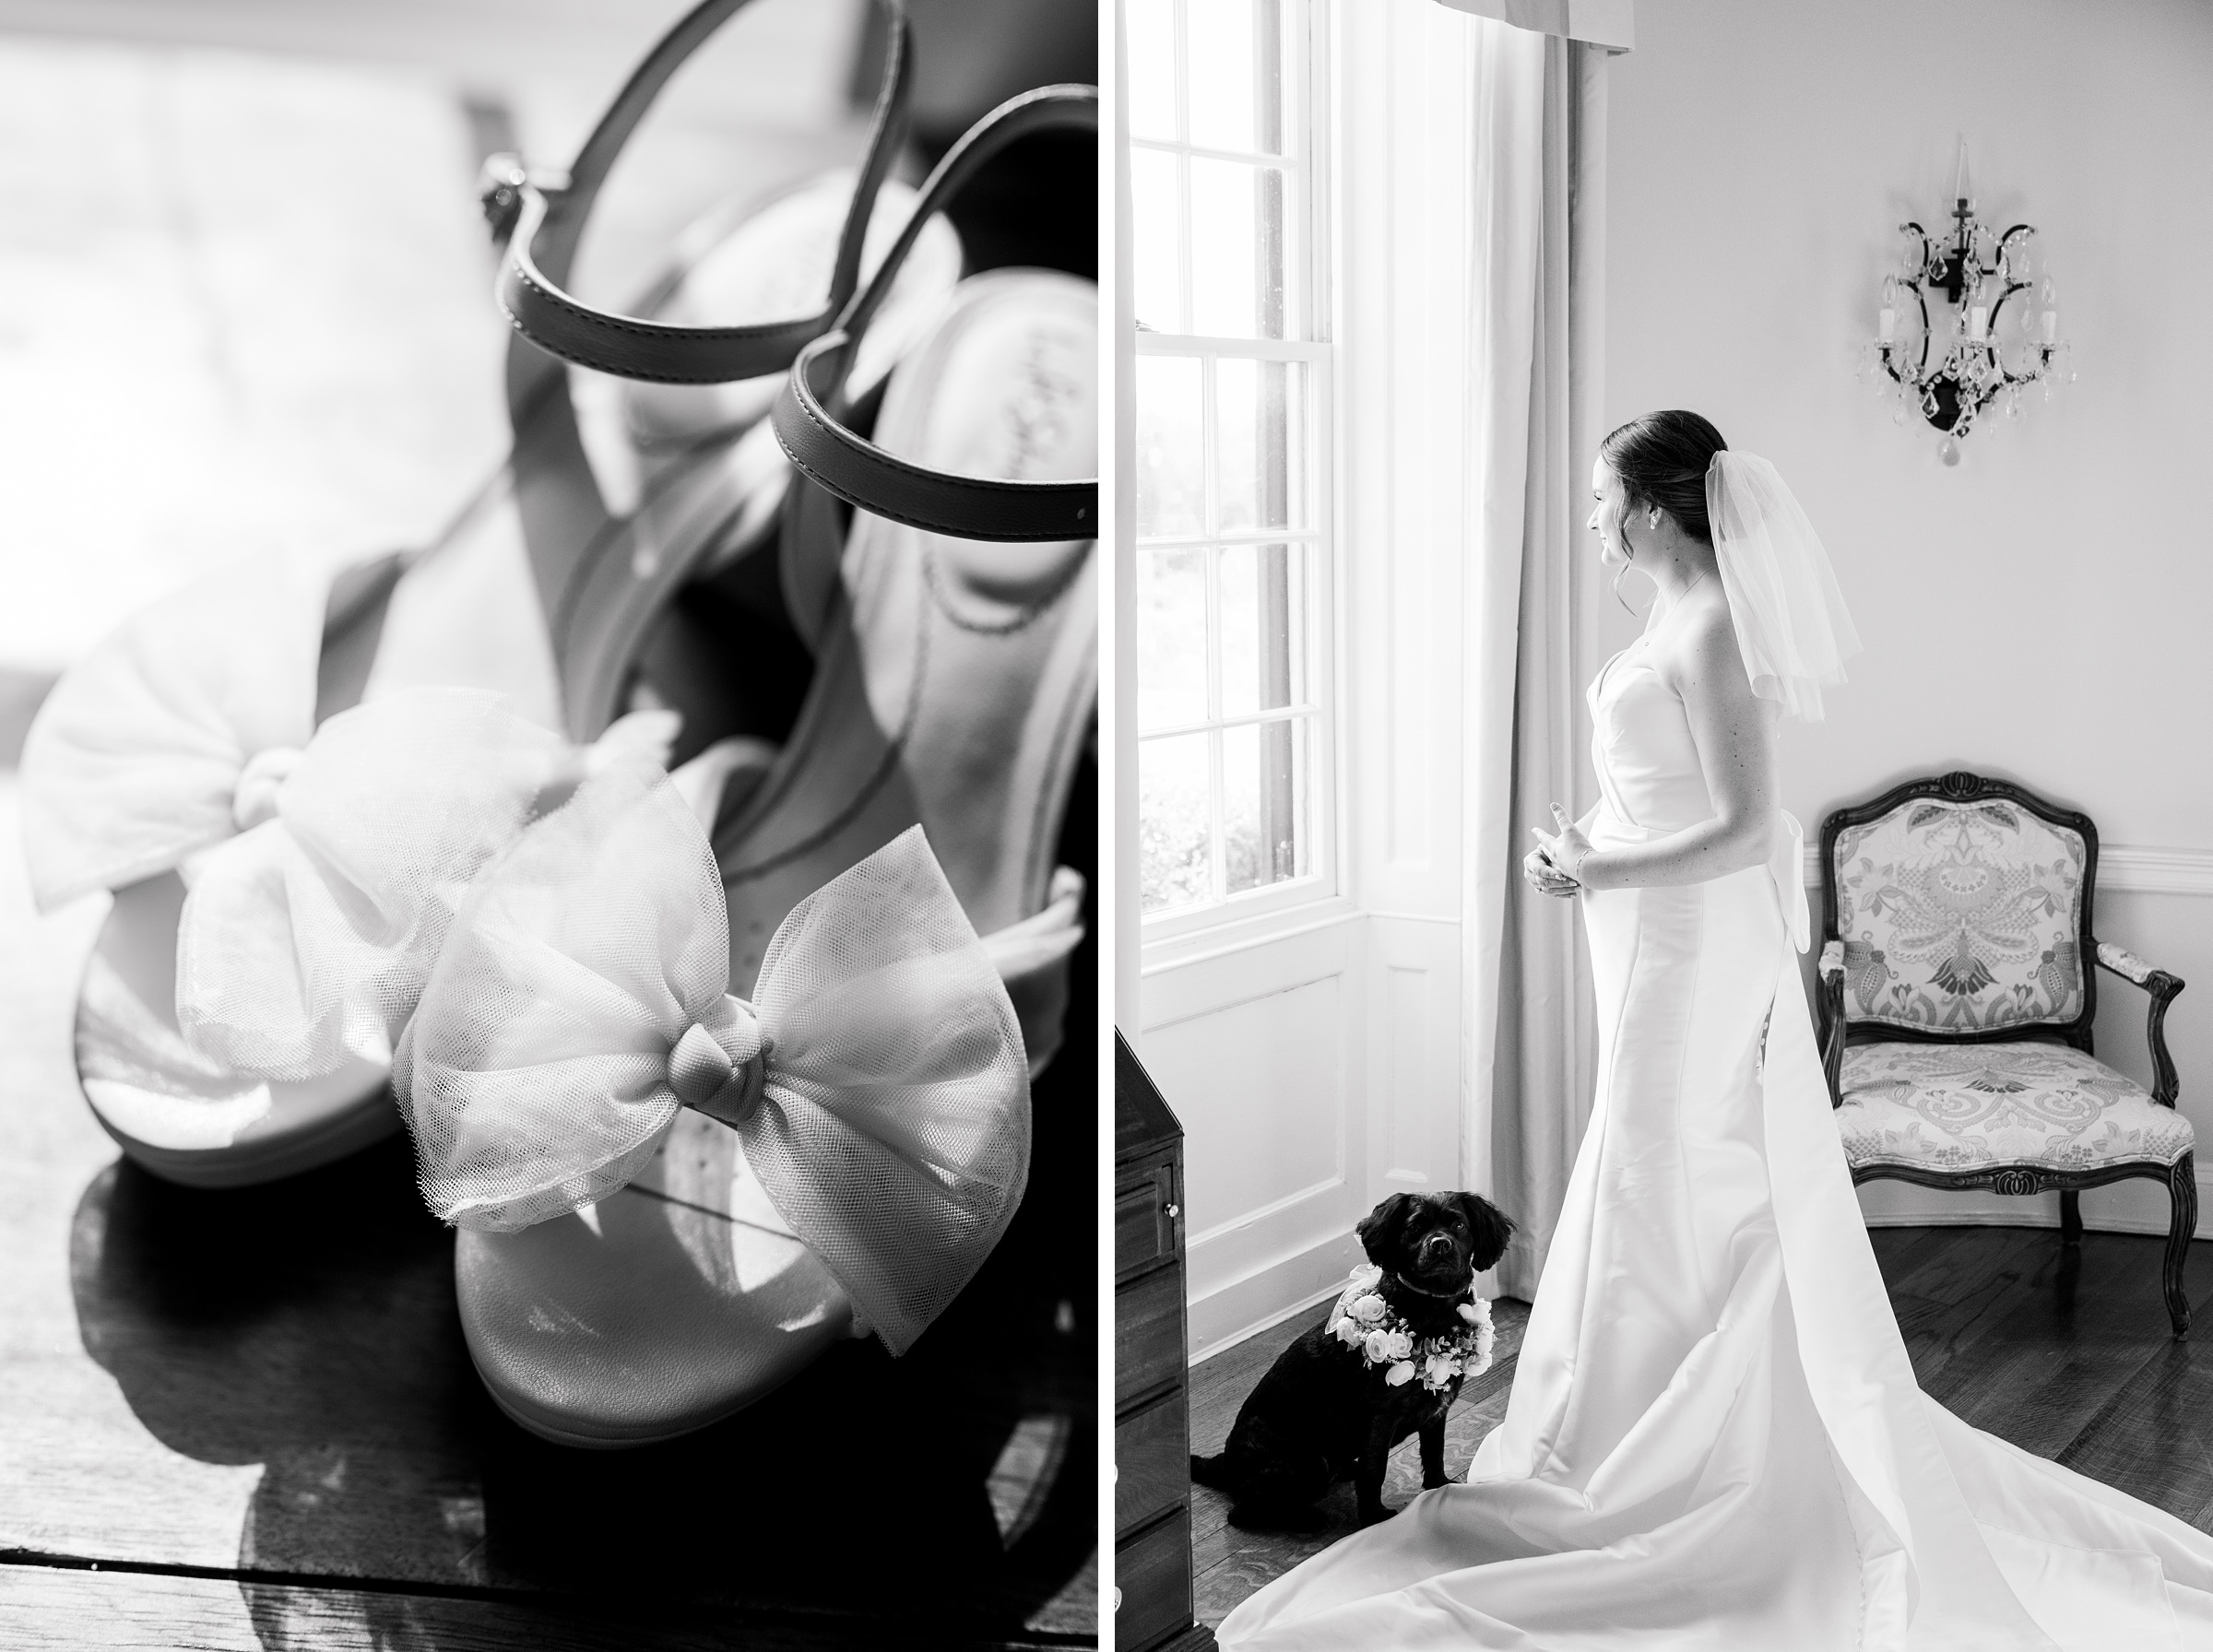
left=0, top=773, right=1098, bottom=1645
left=0, top=1562, right=1078, bottom=1651
left=1184, top=1228, right=2213, bottom=1631
left=1187, top=1309, right=1324, bottom=1437
left=12, top=1137, right=1094, bottom=1634
left=2039, top=1240, right=2213, bottom=1522
left=1877, top=1223, right=2049, bottom=1311
left=1879, top=1225, right=2063, bottom=1389
left=2052, top=1338, right=2213, bottom=1527
left=1865, top=1222, right=1972, bottom=1282
left=1926, top=1235, right=2205, bottom=1460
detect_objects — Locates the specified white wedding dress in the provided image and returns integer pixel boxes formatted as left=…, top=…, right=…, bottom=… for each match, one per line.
left=1219, top=635, right=2213, bottom=1650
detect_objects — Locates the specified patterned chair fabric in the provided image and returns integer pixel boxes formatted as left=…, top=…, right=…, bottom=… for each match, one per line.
left=1831, top=797, right=2087, bottom=1035
left=1821, top=773, right=2193, bottom=1338
left=1837, top=1042, right=2194, bottom=1174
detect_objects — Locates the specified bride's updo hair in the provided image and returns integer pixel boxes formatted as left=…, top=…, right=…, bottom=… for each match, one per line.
left=1600, top=410, right=1727, bottom=544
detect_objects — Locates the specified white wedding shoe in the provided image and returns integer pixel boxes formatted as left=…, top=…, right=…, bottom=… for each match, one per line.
left=442, top=85, right=1097, bottom=1445
left=18, top=0, right=936, bottom=1187
left=396, top=775, right=1030, bottom=1448
left=21, top=623, right=671, bottom=1186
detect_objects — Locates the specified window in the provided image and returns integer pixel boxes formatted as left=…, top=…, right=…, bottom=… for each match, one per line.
left=1128, top=0, right=1332, bottom=931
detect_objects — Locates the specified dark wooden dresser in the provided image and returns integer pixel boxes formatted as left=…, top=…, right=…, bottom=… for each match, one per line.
left=1115, top=1033, right=1215, bottom=1651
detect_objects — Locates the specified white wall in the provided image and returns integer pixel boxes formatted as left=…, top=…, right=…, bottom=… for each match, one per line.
left=1606, top=0, right=2213, bottom=1233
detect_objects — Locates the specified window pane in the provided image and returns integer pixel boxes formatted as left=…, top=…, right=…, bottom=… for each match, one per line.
left=1218, top=543, right=1303, bottom=719
left=1126, top=0, right=1179, bottom=141
left=1135, top=356, right=1204, bottom=537
left=1189, top=159, right=1255, bottom=336
left=1138, top=546, right=1209, bottom=731
left=1141, top=732, right=1214, bottom=914
left=1130, top=147, right=1184, bottom=333
left=1186, top=0, right=1255, bottom=153
left=1189, top=159, right=1287, bottom=338
left=1216, top=358, right=1307, bottom=532
left=1187, top=0, right=1288, bottom=154
left=1223, top=717, right=1308, bottom=895
left=1134, top=0, right=1321, bottom=931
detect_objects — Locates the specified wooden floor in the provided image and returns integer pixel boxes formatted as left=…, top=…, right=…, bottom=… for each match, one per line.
left=1189, top=1226, right=2213, bottom=1628
left=0, top=809, right=1096, bottom=1652
left=0, top=761, right=1097, bottom=1650
left=0, top=17, right=1097, bottom=1648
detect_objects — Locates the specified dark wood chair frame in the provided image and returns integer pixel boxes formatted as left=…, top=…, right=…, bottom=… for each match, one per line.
left=1817, top=770, right=2193, bottom=1338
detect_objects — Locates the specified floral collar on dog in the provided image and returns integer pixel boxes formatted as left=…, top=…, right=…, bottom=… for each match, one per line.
left=1325, top=1264, right=1496, bottom=1393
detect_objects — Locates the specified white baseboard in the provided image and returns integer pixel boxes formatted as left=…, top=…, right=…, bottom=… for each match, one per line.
left=1188, top=1230, right=1365, bottom=1364
left=1189, top=1177, right=2211, bottom=1369
left=1860, top=1210, right=2192, bottom=1237
left=1171, top=1144, right=2213, bottom=1370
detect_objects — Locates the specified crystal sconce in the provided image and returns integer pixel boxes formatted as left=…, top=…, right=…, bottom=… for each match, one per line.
left=1861, top=143, right=2073, bottom=465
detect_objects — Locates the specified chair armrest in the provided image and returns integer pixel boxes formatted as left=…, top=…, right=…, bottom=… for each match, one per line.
left=1817, top=941, right=1845, bottom=1108
left=2095, top=938, right=2185, bottom=1108
left=2098, top=940, right=2159, bottom=985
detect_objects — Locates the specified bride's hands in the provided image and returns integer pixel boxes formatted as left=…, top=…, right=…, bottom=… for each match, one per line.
left=1523, top=844, right=1580, bottom=898
left=1528, top=804, right=1598, bottom=897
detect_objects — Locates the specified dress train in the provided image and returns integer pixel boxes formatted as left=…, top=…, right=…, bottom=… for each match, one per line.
left=1218, top=648, right=2213, bottom=1651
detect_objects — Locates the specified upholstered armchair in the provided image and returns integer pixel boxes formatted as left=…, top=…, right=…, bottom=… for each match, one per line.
left=1817, top=772, right=2194, bottom=1338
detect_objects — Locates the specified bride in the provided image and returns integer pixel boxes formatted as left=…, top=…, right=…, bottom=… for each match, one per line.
left=1216, top=411, right=2213, bottom=1650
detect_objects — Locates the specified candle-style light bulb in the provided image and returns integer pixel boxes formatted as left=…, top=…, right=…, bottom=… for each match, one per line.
left=1953, top=137, right=1972, bottom=208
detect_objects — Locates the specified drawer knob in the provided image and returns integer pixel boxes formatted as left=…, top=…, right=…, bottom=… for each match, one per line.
left=1164, top=1203, right=1180, bottom=1219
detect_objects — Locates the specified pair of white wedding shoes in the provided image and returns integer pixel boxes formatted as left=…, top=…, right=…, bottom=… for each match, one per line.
left=22, top=0, right=1096, bottom=1448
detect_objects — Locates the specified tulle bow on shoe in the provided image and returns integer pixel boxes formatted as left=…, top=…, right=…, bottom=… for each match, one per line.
left=173, top=689, right=673, bottom=1080
left=20, top=564, right=676, bottom=1083
left=395, top=769, right=1030, bottom=1357
left=20, top=556, right=332, bottom=912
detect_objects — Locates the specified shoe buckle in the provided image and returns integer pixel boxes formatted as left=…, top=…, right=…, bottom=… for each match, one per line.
left=477, top=153, right=571, bottom=244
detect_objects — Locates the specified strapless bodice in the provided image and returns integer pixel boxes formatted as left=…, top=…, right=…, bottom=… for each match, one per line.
left=1588, top=643, right=1713, bottom=832
left=1586, top=640, right=1809, bottom=953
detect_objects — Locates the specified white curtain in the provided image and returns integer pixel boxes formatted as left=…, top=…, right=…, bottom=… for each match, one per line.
left=1433, top=0, right=1632, bottom=50
left=1460, top=25, right=1614, bottom=1300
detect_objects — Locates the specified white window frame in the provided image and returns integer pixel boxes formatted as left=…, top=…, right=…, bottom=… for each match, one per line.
left=1133, top=0, right=1341, bottom=952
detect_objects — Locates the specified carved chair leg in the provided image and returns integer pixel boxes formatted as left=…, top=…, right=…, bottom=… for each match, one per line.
left=2059, top=1190, right=2082, bottom=1245
left=2164, top=1154, right=2196, bottom=1341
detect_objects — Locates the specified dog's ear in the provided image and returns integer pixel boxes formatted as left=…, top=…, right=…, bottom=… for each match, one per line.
left=1356, top=1193, right=1418, bottom=1266
left=1454, top=1193, right=1517, bottom=1272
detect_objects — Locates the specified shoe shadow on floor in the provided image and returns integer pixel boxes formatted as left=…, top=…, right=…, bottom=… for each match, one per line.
left=67, top=1136, right=490, bottom=1647
left=66, top=1035, right=1095, bottom=1646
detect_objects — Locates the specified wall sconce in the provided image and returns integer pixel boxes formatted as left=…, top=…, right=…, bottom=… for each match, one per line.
left=1860, top=142, right=2073, bottom=465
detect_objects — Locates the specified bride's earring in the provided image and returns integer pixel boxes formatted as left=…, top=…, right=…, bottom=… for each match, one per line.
left=1612, top=507, right=1641, bottom=615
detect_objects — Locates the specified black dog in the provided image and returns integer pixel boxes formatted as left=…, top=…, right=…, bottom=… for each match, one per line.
left=1190, top=1191, right=1515, bottom=1528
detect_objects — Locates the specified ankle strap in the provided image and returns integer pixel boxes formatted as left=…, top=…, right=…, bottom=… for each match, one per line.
left=485, top=0, right=911, bottom=388
left=770, top=85, right=1097, bottom=544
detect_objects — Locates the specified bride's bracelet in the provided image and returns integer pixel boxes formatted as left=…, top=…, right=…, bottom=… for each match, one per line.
left=1561, top=848, right=1604, bottom=890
